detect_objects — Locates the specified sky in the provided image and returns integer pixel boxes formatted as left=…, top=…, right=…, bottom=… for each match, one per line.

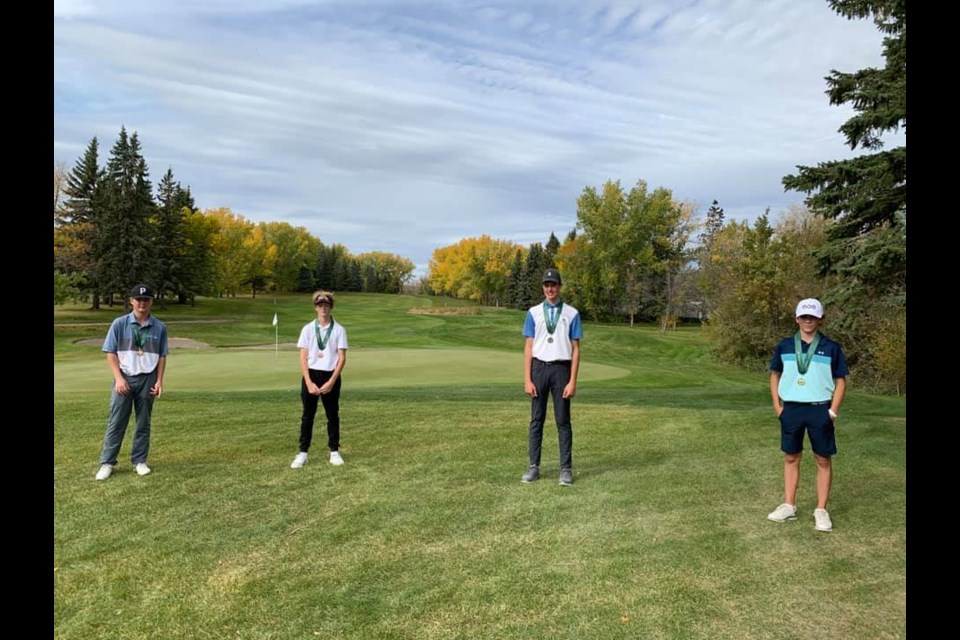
left=54, top=0, right=904, bottom=274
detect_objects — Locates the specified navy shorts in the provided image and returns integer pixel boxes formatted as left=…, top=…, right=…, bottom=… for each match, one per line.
left=779, top=402, right=837, bottom=457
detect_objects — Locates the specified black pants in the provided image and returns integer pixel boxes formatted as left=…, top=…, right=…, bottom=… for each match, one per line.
left=528, top=359, right=573, bottom=469
left=299, top=370, right=342, bottom=452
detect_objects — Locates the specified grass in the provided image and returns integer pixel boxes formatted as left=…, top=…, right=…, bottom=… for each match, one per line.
left=54, top=293, right=906, bottom=640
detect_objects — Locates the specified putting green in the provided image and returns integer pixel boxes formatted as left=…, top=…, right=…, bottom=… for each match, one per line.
left=54, top=347, right=629, bottom=394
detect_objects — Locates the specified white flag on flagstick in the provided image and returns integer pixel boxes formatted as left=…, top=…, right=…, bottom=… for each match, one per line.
left=272, top=313, right=278, bottom=326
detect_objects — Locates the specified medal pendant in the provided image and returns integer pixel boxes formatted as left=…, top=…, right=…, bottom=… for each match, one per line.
left=547, top=337, right=554, bottom=343
left=137, top=349, right=144, bottom=357
left=317, top=352, right=324, bottom=359
left=796, top=377, right=805, bottom=386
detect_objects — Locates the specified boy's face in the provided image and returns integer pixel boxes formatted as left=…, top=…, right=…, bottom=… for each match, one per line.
left=130, top=296, right=153, bottom=315
left=543, top=281, right=561, bottom=303
left=315, top=301, right=332, bottom=317
left=795, top=314, right=822, bottom=335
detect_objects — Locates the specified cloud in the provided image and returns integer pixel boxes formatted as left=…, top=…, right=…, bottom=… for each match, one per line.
left=54, top=0, right=903, bottom=273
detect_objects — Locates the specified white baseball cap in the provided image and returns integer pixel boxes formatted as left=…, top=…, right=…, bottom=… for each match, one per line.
left=795, top=298, right=824, bottom=318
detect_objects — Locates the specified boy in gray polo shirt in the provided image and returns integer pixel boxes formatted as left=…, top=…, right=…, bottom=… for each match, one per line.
left=95, top=284, right=169, bottom=480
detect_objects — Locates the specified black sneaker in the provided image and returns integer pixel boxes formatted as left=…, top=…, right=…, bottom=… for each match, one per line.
left=521, top=465, right=540, bottom=483
left=558, top=469, right=573, bottom=486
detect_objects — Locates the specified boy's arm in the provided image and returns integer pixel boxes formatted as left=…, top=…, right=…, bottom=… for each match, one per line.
left=770, top=371, right=783, bottom=417
left=107, top=352, right=130, bottom=395
left=300, top=348, right=320, bottom=394
left=563, top=339, right=580, bottom=399
left=524, top=337, right=536, bottom=397
left=319, top=349, right=347, bottom=394
left=830, top=377, right=847, bottom=419
left=150, top=356, right=166, bottom=397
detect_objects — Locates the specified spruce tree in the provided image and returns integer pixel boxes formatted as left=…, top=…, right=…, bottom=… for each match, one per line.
left=98, top=128, right=159, bottom=303
left=524, top=243, right=545, bottom=308
left=59, top=137, right=105, bottom=307
left=782, top=0, right=906, bottom=321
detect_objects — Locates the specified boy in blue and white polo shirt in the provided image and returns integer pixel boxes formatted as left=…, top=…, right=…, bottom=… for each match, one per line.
left=767, top=298, right=848, bottom=532
left=95, top=284, right=169, bottom=481
left=520, top=268, right=582, bottom=487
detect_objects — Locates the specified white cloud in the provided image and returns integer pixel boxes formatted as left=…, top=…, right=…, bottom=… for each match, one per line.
left=54, top=0, right=903, bottom=272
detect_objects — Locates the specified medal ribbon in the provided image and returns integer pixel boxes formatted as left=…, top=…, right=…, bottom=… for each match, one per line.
left=793, top=331, right=821, bottom=375
left=543, top=302, right=563, bottom=335
left=133, top=326, right=150, bottom=352
left=314, top=319, right=334, bottom=352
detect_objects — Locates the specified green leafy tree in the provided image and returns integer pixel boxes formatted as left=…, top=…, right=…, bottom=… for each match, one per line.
left=702, top=207, right=830, bottom=370
left=356, top=252, right=416, bottom=293
left=572, top=179, right=686, bottom=324
left=263, top=222, right=322, bottom=293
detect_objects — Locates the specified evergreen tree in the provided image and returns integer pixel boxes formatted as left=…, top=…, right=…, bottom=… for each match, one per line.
left=97, top=128, right=158, bottom=303
left=700, top=200, right=725, bottom=246
left=153, top=168, right=189, bottom=304
left=523, top=243, right=545, bottom=307
left=782, top=0, right=906, bottom=324
left=296, top=266, right=315, bottom=292
left=347, top=260, right=363, bottom=292
left=544, top=232, right=560, bottom=266
left=58, top=137, right=104, bottom=308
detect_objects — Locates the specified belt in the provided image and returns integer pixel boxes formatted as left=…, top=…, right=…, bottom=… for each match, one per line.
left=783, top=401, right=830, bottom=406
left=534, top=359, right=571, bottom=366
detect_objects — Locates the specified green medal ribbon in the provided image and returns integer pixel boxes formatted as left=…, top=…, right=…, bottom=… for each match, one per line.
left=133, top=326, right=150, bottom=352
left=314, top=319, right=335, bottom=351
left=793, top=331, right=821, bottom=375
left=543, top=302, right=563, bottom=335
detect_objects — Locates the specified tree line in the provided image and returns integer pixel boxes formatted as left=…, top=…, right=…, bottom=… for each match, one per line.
left=54, top=127, right=415, bottom=307
left=53, top=1, right=904, bottom=392
left=428, top=0, right=906, bottom=393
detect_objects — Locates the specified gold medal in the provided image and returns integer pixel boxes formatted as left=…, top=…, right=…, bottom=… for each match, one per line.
left=796, top=377, right=805, bottom=386
left=137, top=349, right=144, bottom=357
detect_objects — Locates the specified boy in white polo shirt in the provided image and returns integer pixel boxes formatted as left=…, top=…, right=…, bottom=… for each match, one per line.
left=768, top=298, right=849, bottom=532
left=520, top=268, right=583, bottom=486
left=290, top=290, right=349, bottom=469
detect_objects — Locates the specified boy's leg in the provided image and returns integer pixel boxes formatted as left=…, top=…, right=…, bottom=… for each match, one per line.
left=99, top=380, right=135, bottom=465
left=319, top=374, right=342, bottom=451
left=783, top=452, right=802, bottom=505
left=550, top=365, right=573, bottom=470
left=814, top=454, right=832, bottom=509
left=779, top=404, right=806, bottom=505
left=130, top=372, right=157, bottom=465
left=299, top=376, right=321, bottom=452
left=528, top=362, right=550, bottom=467
left=807, top=405, right=837, bottom=510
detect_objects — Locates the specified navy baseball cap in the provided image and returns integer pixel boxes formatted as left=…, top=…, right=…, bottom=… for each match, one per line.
left=130, top=284, right=154, bottom=299
left=542, top=268, right=562, bottom=284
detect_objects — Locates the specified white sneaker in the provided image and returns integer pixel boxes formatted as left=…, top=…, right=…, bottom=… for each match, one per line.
left=291, top=452, right=308, bottom=468
left=135, top=463, right=152, bottom=476
left=95, top=464, right=114, bottom=481
left=329, top=451, right=344, bottom=466
left=767, top=503, right=797, bottom=522
left=813, top=508, right=833, bottom=532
